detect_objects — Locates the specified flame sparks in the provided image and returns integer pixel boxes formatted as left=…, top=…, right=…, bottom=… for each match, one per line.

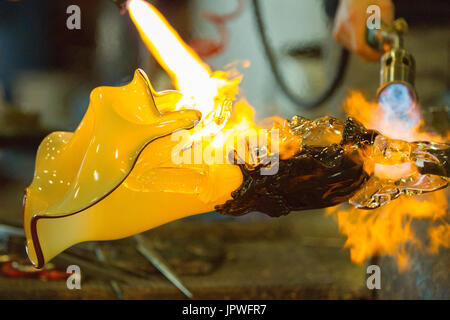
left=128, top=0, right=449, bottom=270
left=128, top=0, right=292, bottom=164
left=328, top=91, right=450, bottom=271
left=129, top=0, right=241, bottom=141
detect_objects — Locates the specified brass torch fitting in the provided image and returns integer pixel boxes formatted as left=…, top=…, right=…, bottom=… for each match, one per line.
left=367, top=18, right=417, bottom=102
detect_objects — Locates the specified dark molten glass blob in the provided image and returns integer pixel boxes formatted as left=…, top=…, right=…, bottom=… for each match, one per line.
left=216, top=117, right=450, bottom=216
left=216, top=118, right=376, bottom=217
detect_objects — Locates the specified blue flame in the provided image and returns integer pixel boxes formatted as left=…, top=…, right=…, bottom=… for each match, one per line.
left=378, top=83, right=418, bottom=129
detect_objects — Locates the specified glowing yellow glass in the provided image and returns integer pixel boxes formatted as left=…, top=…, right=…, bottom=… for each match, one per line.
left=23, top=69, right=243, bottom=268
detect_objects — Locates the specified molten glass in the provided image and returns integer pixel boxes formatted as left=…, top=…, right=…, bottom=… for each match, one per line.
left=22, top=73, right=450, bottom=268
left=23, top=70, right=243, bottom=268
left=332, top=91, right=450, bottom=270
left=128, top=0, right=240, bottom=141
left=23, top=0, right=450, bottom=270
left=350, top=135, right=449, bottom=209
left=218, top=116, right=450, bottom=216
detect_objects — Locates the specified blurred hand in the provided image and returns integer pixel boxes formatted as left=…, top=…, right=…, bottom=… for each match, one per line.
left=333, top=0, right=394, bottom=61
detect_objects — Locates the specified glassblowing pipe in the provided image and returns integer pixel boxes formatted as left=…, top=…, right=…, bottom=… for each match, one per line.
left=367, top=18, right=417, bottom=107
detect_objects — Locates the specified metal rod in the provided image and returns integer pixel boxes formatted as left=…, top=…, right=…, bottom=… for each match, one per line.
left=134, top=234, right=193, bottom=299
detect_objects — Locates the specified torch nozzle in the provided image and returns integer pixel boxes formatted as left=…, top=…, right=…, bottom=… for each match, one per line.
left=367, top=18, right=417, bottom=105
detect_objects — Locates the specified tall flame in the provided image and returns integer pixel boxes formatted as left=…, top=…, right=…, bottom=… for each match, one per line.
left=128, top=0, right=293, bottom=163
left=129, top=0, right=240, bottom=140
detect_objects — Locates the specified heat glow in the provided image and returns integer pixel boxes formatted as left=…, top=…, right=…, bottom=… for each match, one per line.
left=129, top=0, right=241, bottom=142
left=328, top=91, right=450, bottom=271
left=128, top=0, right=449, bottom=270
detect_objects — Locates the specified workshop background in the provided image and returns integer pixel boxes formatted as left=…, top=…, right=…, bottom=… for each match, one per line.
left=0, top=0, right=449, bottom=299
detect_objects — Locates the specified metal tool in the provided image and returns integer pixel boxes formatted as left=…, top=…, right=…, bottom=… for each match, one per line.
left=0, top=223, right=192, bottom=297
left=0, top=224, right=141, bottom=285
left=366, top=18, right=417, bottom=104
left=134, top=234, right=193, bottom=299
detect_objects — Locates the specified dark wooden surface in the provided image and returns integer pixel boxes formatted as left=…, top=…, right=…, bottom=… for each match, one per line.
left=1, top=182, right=448, bottom=299
left=0, top=181, right=368, bottom=299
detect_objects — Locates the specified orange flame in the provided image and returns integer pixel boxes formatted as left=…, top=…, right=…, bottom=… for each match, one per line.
left=129, top=0, right=241, bottom=141
left=328, top=91, right=450, bottom=271
left=128, top=0, right=295, bottom=161
left=128, top=0, right=449, bottom=270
